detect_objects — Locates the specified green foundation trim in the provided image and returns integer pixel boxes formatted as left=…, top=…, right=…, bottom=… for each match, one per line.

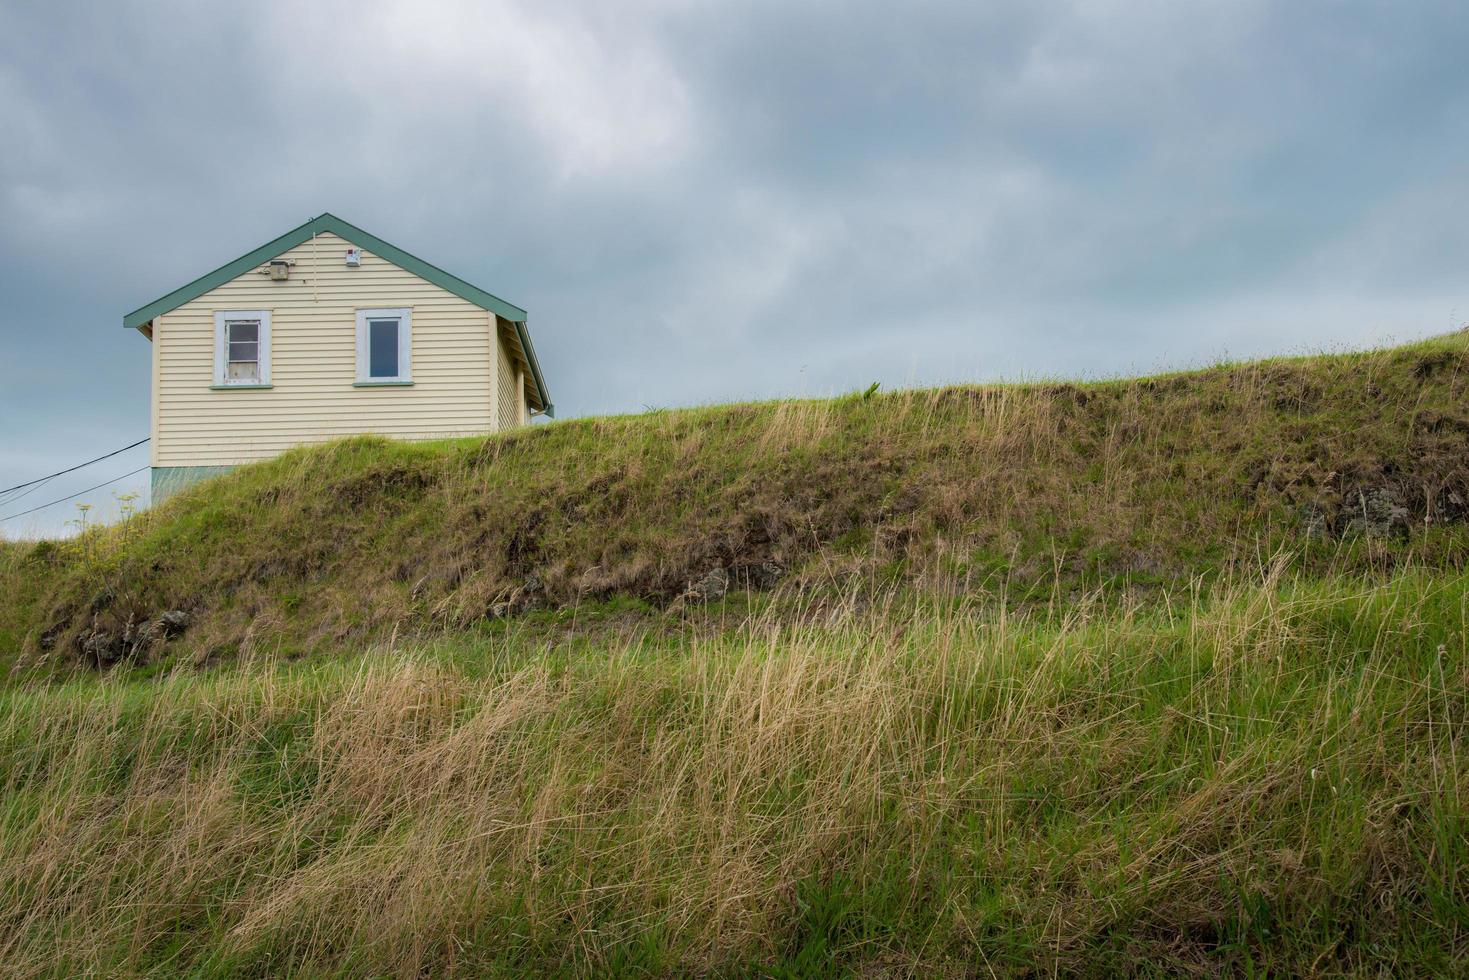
left=151, top=466, right=237, bottom=504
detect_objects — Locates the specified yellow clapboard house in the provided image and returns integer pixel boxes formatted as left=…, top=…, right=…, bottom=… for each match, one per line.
left=123, top=213, right=552, bottom=501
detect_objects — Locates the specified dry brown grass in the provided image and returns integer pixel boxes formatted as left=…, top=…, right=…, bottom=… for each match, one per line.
left=1, top=337, right=1467, bottom=975
left=1, top=567, right=1464, bottom=975
left=4, top=332, right=1468, bottom=676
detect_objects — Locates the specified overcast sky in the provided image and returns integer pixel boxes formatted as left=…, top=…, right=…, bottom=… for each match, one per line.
left=3, top=0, right=1468, bottom=536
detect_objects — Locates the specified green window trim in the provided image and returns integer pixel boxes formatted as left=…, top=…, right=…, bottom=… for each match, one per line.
left=209, top=383, right=274, bottom=391
left=122, top=212, right=553, bottom=416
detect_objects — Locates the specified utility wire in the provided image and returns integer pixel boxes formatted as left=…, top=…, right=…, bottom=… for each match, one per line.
left=0, top=475, right=57, bottom=508
left=0, top=437, right=150, bottom=496
left=0, top=465, right=150, bottom=524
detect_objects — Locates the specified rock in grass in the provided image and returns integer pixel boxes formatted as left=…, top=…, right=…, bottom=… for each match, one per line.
left=157, top=610, right=191, bottom=637
left=75, top=628, right=119, bottom=667
left=736, top=560, right=784, bottom=589
left=1345, top=487, right=1411, bottom=539
left=688, top=567, right=729, bottom=602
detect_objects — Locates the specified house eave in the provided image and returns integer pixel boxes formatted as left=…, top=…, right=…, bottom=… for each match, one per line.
left=511, top=319, right=553, bottom=418
left=122, top=212, right=530, bottom=329
left=122, top=213, right=553, bottom=416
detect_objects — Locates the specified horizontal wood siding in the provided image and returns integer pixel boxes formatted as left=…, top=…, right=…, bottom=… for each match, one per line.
left=496, top=331, right=522, bottom=430
left=155, top=232, right=501, bottom=467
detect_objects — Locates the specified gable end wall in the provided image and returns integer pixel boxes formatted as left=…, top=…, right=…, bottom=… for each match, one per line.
left=153, top=232, right=510, bottom=467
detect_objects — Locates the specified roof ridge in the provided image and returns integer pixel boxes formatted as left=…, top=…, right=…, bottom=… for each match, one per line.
left=122, top=214, right=551, bottom=415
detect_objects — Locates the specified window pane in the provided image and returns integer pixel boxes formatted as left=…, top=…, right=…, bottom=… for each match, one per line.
left=228, top=321, right=259, bottom=344
left=227, top=360, right=259, bottom=381
left=369, top=319, right=399, bottom=378
left=228, top=341, right=258, bottom=363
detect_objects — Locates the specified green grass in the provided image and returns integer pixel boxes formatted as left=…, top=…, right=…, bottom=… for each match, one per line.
left=3, top=330, right=1467, bottom=676
left=0, top=334, right=1467, bottom=974
left=0, top=567, right=1464, bottom=975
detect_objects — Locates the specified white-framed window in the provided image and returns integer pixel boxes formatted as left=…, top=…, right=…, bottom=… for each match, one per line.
left=356, top=308, right=412, bottom=384
left=213, top=310, right=271, bottom=386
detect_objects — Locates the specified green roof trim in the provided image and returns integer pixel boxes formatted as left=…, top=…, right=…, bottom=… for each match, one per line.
left=123, top=212, right=551, bottom=415
left=511, top=319, right=554, bottom=418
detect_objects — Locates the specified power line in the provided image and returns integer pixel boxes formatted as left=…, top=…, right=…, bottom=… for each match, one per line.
left=0, top=465, right=150, bottom=524
left=0, top=475, right=57, bottom=508
left=0, top=437, right=150, bottom=496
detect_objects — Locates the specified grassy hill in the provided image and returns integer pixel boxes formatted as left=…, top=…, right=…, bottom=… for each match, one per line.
left=1, top=334, right=1466, bottom=975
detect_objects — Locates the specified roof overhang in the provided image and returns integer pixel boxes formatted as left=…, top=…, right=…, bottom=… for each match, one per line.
left=500, top=318, right=554, bottom=417
left=123, top=212, right=551, bottom=415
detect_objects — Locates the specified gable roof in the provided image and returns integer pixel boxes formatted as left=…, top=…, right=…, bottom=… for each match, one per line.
left=123, top=212, right=552, bottom=416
